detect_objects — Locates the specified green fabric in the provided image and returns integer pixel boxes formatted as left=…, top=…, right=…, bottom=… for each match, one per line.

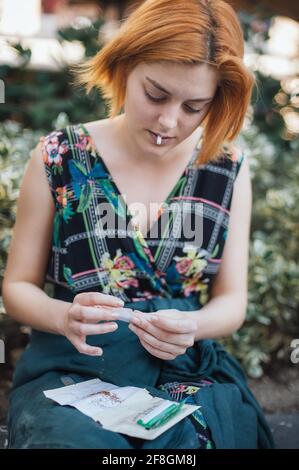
left=9, top=290, right=275, bottom=449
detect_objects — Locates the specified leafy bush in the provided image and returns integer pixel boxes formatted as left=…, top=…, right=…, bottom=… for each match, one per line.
left=0, top=21, right=107, bottom=129
left=222, top=126, right=299, bottom=377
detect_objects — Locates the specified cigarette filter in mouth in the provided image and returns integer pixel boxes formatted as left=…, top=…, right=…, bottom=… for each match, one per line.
left=156, top=135, right=162, bottom=145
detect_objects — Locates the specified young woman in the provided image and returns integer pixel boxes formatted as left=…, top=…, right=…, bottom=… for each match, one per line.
left=2, top=0, right=274, bottom=449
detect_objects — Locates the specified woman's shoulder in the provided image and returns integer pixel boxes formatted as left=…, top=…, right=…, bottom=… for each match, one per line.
left=198, top=143, right=246, bottom=188
left=81, top=118, right=111, bottom=136
left=39, top=120, right=104, bottom=164
left=40, top=118, right=107, bottom=143
left=207, top=142, right=245, bottom=171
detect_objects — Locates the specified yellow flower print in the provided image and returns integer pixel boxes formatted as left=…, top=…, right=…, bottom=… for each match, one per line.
left=174, top=245, right=208, bottom=277
left=55, top=185, right=75, bottom=223
left=185, top=386, right=200, bottom=395
left=100, top=249, right=139, bottom=295
left=174, top=245, right=210, bottom=304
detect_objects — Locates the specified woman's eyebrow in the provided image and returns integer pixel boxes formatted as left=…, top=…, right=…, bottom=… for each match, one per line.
left=145, top=76, right=213, bottom=102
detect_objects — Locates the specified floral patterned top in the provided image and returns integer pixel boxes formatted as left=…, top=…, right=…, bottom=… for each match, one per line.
left=41, top=123, right=245, bottom=305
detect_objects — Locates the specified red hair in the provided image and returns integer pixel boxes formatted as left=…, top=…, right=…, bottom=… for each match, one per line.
left=74, top=0, right=255, bottom=165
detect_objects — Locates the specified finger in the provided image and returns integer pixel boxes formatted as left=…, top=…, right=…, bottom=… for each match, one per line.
left=71, top=337, right=103, bottom=356
left=149, top=315, right=197, bottom=334
left=139, top=338, right=177, bottom=361
left=71, top=321, right=118, bottom=336
left=128, top=323, right=185, bottom=355
left=130, top=317, right=194, bottom=347
left=74, top=292, right=124, bottom=308
left=71, top=305, right=121, bottom=323
left=131, top=310, right=192, bottom=333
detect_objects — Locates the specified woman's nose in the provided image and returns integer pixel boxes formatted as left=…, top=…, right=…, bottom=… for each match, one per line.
left=157, top=105, right=180, bottom=130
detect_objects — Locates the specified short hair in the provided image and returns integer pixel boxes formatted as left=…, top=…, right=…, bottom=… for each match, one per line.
left=74, top=0, right=256, bottom=165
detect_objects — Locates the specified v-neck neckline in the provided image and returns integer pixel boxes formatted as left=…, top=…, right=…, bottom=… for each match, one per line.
left=79, top=122, right=202, bottom=240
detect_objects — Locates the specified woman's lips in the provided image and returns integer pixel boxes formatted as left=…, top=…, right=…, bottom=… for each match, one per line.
left=148, top=130, right=175, bottom=144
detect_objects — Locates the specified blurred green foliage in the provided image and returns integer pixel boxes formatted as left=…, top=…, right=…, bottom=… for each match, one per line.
left=223, top=126, right=299, bottom=377
left=0, top=13, right=298, bottom=378
left=0, top=20, right=108, bottom=129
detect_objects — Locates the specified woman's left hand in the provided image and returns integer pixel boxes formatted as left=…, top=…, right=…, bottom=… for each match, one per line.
left=128, top=309, right=198, bottom=360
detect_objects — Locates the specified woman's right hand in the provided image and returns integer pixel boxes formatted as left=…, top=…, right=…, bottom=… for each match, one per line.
left=62, top=292, right=124, bottom=356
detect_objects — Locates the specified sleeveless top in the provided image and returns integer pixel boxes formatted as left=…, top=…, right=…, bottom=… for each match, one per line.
left=40, top=123, right=244, bottom=305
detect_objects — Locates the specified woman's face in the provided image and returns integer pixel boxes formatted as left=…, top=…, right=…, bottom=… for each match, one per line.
left=122, top=61, right=219, bottom=159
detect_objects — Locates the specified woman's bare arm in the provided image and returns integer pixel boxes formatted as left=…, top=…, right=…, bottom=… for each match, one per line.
left=2, top=142, right=71, bottom=335
left=192, top=153, right=252, bottom=340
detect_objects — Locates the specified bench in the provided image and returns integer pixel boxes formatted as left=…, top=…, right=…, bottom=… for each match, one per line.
left=0, top=425, right=8, bottom=449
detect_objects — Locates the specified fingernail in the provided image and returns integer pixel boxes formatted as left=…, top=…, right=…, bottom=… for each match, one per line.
left=116, top=299, right=124, bottom=306
left=132, top=317, right=141, bottom=326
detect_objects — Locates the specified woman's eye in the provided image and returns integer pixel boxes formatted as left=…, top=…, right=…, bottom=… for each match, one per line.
left=145, top=91, right=165, bottom=102
left=145, top=91, right=202, bottom=114
left=185, top=106, right=202, bottom=114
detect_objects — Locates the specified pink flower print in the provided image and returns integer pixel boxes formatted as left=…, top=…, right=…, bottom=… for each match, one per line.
left=175, top=384, right=187, bottom=393
left=117, top=279, right=139, bottom=289
left=176, top=258, right=193, bottom=275
left=141, top=291, right=156, bottom=299
left=114, top=256, right=135, bottom=270
left=201, top=379, right=213, bottom=386
left=75, top=128, right=97, bottom=156
left=74, top=134, right=89, bottom=151
left=42, top=131, right=68, bottom=167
